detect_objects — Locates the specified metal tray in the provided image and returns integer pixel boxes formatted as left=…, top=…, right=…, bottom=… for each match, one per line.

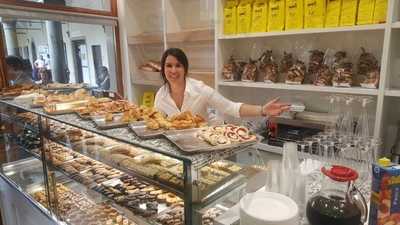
left=75, top=111, right=92, bottom=120
left=43, top=100, right=88, bottom=115
left=129, top=121, right=165, bottom=139
left=92, top=113, right=129, bottom=130
left=164, top=128, right=258, bottom=154
left=43, top=83, right=87, bottom=90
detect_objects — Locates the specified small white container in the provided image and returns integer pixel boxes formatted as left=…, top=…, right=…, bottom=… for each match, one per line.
left=240, top=191, right=299, bottom=225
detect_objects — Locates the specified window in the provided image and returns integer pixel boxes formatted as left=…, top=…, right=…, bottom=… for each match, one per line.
left=2, top=18, right=118, bottom=91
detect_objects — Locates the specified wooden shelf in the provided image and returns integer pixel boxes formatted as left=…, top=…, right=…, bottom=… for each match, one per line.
left=218, top=81, right=379, bottom=96
left=217, top=24, right=386, bottom=40
left=128, top=32, right=164, bottom=45
left=128, top=28, right=214, bottom=45
left=133, top=70, right=215, bottom=87
left=385, top=89, right=400, bottom=97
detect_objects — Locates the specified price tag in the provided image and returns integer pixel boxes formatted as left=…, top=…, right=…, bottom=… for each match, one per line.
left=102, top=178, right=122, bottom=187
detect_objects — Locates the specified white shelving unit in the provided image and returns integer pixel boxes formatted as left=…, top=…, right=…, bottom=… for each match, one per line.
left=214, top=0, right=398, bottom=156
left=120, top=0, right=400, bottom=156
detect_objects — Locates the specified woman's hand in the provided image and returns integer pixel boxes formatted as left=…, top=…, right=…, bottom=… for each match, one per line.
left=262, top=97, right=290, bottom=117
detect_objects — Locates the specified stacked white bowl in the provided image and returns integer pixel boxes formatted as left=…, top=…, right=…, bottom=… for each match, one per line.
left=240, top=191, right=299, bottom=225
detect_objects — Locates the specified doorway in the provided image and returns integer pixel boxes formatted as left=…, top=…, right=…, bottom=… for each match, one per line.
left=72, top=39, right=89, bottom=84
left=92, top=45, right=103, bottom=83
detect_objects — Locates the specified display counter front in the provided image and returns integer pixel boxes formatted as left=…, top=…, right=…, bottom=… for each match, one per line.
left=0, top=98, right=266, bottom=225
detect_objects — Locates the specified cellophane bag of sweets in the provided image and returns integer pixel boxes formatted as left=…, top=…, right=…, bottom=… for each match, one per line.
left=259, top=50, right=279, bottom=83
left=280, top=52, right=294, bottom=80
left=222, top=56, right=246, bottom=81
left=242, top=58, right=258, bottom=82
left=358, top=47, right=380, bottom=89
left=314, top=50, right=334, bottom=86
left=308, top=49, right=325, bottom=83
left=332, top=51, right=353, bottom=87
left=285, top=59, right=306, bottom=85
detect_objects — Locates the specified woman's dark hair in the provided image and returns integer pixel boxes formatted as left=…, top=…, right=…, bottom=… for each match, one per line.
left=160, top=48, right=189, bottom=84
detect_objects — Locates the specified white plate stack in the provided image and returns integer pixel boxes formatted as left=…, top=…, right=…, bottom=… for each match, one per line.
left=240, top=191, right=299, bottom=225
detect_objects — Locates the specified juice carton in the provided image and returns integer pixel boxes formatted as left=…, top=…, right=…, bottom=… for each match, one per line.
left=325, top=0, right=342, bottom=27
left=373, top=0, right=388, bottom=24
left=357, top=0, right=375, bottom=25
left=285, top=0, right=304, bottom=30
left=268, top=0, right=285, bottom=31
left=340, top=0, right=358, bottom=26
left=237, top=0, right=253, bottom=33
left=369, top=158, right=400, bottom=225
left=224, top=0, right=239, bottom=35
left=251, top=0, right=268, bottom=32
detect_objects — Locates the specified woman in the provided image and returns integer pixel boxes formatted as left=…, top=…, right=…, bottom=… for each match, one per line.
left=155, top=48, right=290, bottom=121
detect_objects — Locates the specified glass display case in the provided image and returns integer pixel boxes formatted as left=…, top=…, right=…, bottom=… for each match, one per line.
left=0, top=97, right=264, bottom=225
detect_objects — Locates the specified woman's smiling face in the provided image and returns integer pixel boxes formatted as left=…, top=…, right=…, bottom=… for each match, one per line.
left=164, top=55, right=186, bottom=85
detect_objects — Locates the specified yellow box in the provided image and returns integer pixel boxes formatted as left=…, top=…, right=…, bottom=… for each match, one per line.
left=142, top=91, right=155, bottom=107
left=223, top=0, right=239, bottom=35
left=325, top=0, right=342, bottom=27
left=304, top=0, right=326, bottom=28
left=373, top=0, right=387, bottom=24
left=251, top=0, right=268, bottom=32
left=237, top=0, right=253, bottom=33
left=340, top=0, right=358, bottom=26
left=357, top=0, right=375, bottom=25
left=285, top=0, right=304, bottom=30
left=268, top=0, right=285, bottom=31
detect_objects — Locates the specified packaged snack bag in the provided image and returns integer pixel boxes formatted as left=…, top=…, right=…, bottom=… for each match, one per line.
left=373, top=0, right=388, bottom=24
left=242, top=58, right=258, bottom=82
left=268, top=0, right=285, bottom=31
left=251, top=0, right=268, bottom=32
left=237, top=0, right=253, bottom=33
left=286, top=60, right=306, bottom=84
left=304, top=0, right=326, bottom=28
left=222, top=56, right=246, bottom=81
left=325, top=0, right=342, bottom=27
left=340, top=0, right=358, bottom=26
left=224, top=0, right=239, bottom=35
left=259, top=50, right=279, bottom=83
left=332, top=51, right=353, bottom=87
left=357, top=0, right=375, bottom=25
left=285, top=0, right=304, bottom=30
left=358, top=47, right=380, bottom=89
left=308, top=49, right=325, bottom=83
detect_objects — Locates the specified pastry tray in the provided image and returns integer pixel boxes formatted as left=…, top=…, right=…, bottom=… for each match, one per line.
left=129, top=121, right=165, bottom=139
left=43, top=83, right=87, bottom=90
left=43, top=100, right=88, bottom=115
left=75, top=111, right=92, bottom=120
left=92, top=113, right=129, bottom=130
left=163, top=128, right=258, bottom=154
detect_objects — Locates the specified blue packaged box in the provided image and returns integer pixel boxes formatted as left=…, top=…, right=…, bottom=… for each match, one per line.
left=369, top=163, right=400, bottom=225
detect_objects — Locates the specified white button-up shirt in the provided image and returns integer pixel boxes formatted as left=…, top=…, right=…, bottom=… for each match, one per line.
left=155, top=78, right=243, bottom=120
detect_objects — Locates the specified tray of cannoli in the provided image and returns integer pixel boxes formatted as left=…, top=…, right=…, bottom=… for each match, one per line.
left=163, top=125, right=258, bottom=154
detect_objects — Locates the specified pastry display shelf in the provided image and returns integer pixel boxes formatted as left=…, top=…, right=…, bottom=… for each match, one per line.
left=0, top=112, right=39, bottom=133
left=218, top=81, right=379, bottom=96
left=217, top=24, right=386, bottom=40
left=385, top=89, right=400, bottom=97
left=132, top=78, right=163, bottom=86
left=128, top=28, right=214, bottom=45
left=45, top=136, right=185, bottom=198
left=17, top=144, right=164, bottom=225
left=0, top=99, right=255, bottom=170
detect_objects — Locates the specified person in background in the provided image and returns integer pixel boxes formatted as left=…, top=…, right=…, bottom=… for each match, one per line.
left=155, top=48, right=290, bottom=120
left=96, top=66, right=110, bottom=90
left=38, top=68, right=52, bottom=85
left=45, top=54, right=51, bottom=70
left=32, top=55, right=45, bottom=81
left=5, top=55, right=33, bottom=85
